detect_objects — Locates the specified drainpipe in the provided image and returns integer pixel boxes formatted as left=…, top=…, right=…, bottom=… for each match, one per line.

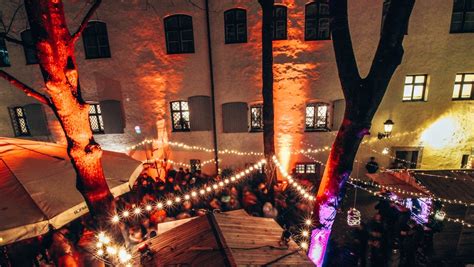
left=205, top=0, right=219, bottom=174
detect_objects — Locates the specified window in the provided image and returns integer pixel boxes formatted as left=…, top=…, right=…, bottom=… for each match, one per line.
left=450, top=0, right=474, bottom=33
left=453, top=73, right=474, bottom=100
left=402, top=75, right=427, bottom=101
left=190, top=159, right=201, bottom=173
left=392, top=147, right=422, bottom=169
left=273, top=5, right=287, bottom=40
left=21, top=30, right=38, bottom=64
left=381, top=0, right=408, bottom=34
left=306, top=103, right=329, bottom=131
left=0, top=36, right=10, bottom=67
left=164, top=15, right=195, bottom=54
left=250, top=104, right=263, bottom=131
left=170, top=101, right=190, bottom=131
left=224, top=9, right=247, bottom=44
left=88, top=103, right=104, bottom=134
left=295, top=163, right=318, bottom=174
left=8, top=107, right=30, bottom=136
left=461, top=154, right=471, bottom=168
left=82, top=21, right=111, bottom=59
left=305, top=1, right=330, bottom=40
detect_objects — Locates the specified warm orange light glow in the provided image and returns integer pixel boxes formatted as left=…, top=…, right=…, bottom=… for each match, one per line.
left=421, top=116, right=463, bottom=149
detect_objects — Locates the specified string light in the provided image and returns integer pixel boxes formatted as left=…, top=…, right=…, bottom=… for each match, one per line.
left=109, top=159, right=267, bottom=224
left=347, top=208, right=361, bottom=226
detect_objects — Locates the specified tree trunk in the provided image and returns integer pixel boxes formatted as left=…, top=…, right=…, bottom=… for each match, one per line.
left=258, top=0, right=278, bottom=193
left=259, top=0, right=275, bottom=160
left=22, top=0, right=115, bottom=227
left=308, top=0, right=415, bottom=265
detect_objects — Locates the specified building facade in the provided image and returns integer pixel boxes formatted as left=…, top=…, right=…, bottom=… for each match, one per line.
left=0, top=0, right=473, bottom=177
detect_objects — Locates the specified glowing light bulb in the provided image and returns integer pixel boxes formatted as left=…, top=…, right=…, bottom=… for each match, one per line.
left=96, top=242, right=103, bottom=248
left=145, top=205, right=152, bottom=211
left=157, top=202, right=163, bottom=209
left=301, top=242, right=308, bottom=249
left=191, top=191, right=197, bottom=197
left=97, top=249, right=104, bottom=256
left=302, top=230, right=309, bottom=237
left=212, top=184, right=218, bottom=190
left=184, top=194, right=190, bottom=200
left=106, top=246, right=117, bottom=255
left=134, top=208, right=141, bottom=215
left=122, top=211, right=130, bottom=218
left=206, top=187, right=212, bottom=192
left=166, top=200, right=173, bottom=206
left=111, top=215, right=120, bottom=223
left=200, top=189, right=206, bottom=195
left=175, top=197, right=181, bottom=203
left=305, top=219, right=312, bottom=226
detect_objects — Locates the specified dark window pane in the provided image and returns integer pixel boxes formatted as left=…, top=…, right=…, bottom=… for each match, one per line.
left=225, top=9, right=247, bottom=44
left=83, top=22, right=111, bottom=59
left=273, top=6, right=287, bottom=40
left=164, top=15, right=195, bottom=54
left=0, top=37, right=10, bottom=67
left=21, top=30, right=38, bottom=64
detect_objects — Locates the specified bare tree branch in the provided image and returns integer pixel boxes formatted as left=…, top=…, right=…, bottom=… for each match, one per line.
left=367, top=0, right=415, bottom=85
left=329, top=0, right=361, bottom=98
left=0, top=70, right=51, bottom=106
left=70, top=0, right=101, bottom=42
left=0, top=33, right=24, bottom=45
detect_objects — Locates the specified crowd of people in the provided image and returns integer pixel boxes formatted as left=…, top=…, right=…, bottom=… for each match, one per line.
left=0, top=163, right=446, bottom=266
left=324, top=189, right=444, bottom=267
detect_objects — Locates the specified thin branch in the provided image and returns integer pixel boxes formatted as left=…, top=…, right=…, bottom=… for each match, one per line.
left=0, top=70, right=51, bottom=106
left=70, top=0, right=102, bottom=42
left=329, top=0, right=361, bottom=97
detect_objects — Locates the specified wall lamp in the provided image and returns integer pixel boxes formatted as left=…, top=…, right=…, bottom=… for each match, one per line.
left=378, top=119, right=394, bottom=139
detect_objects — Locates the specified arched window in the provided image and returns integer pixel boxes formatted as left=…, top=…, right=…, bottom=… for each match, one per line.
left=164, top=15, right=195, bottom=54
left=224, top=8, right=247, bottom=44
left=82, top=21, right=111, bottom=59
left=20, top=29, right=38, bottom=64
left=273, top=5, right=287, bottom=40
left=305, top=1, right=330, bottom=41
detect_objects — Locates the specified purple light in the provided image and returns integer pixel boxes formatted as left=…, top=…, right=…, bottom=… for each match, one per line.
left=308, top=197, right=337, bottom=266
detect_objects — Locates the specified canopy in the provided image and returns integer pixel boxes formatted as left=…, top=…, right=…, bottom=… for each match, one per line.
left=366, top=170, right=430, bottom=198
left=0, top=137, right=143, bottom=245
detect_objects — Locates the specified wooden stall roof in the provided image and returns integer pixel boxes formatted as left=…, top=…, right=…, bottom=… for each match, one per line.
left=411, top=169, right=474, bottom=203
left=138, top=209, right=313, bottom=266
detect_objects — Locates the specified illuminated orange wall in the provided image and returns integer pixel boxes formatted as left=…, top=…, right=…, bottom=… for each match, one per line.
left=0, top=0, right=472, bottom=175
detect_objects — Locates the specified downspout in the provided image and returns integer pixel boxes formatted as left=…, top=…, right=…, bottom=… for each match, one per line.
left=205, top=0, right=219, bottom=174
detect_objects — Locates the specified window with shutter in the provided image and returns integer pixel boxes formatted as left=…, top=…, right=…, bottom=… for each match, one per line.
left=20, top=29, right=38, bottom=65
left=88, top=103, right=105, bottom=134
left=305, top=102, right=330, bottom=131
left=100, top=100, right=125, bottom=134
left=8, top=106, right=30, bottom=136
left=170, top=101, right=190, bottom=131
left=188, top=96, right=212, bottom=131
left=249, top=104, right=264, bottom=132
left=222, top=102, right=248, bottom=133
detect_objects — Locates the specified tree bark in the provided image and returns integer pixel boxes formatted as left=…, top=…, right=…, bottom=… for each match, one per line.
left=308, top=0, right=415, bottom=266
left=4, top=0, right=115, bottom=227
left=258, top=0, right=277, bottom=195
left=259, top=0, right=275, bottom=160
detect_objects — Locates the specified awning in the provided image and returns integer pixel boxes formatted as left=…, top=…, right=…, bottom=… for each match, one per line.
left=366, top=170, right=430, bottom=198
left=0, top=137, right=143, bottom=245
